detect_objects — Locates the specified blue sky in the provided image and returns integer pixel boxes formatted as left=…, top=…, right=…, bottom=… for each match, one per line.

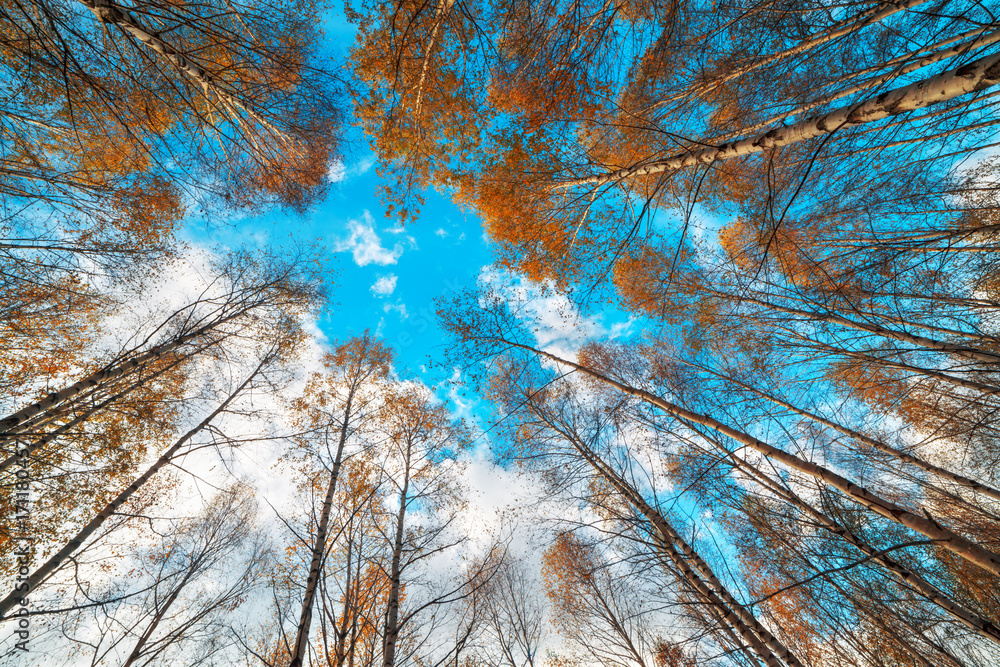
left=174, top=7, right=510, bottom=388
left=182, top=141, right=496, bottom=381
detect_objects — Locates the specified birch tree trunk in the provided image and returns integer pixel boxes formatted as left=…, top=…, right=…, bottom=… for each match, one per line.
left=0, top=307, right=245, bottom=442
left=0, top=353, right=270, bottom=620
left=787, top=336, right=1000, bottom=396
left=726, top=26, right=1000, bottom=144
left=288, top=388, right=356, bottom=667
left=382, top=439, right=411, bottom=667
left=0, top=345, right=198, bottom=474
left=680, top=416, right=1000, bottom=646
left=662, top=0, right=934, bottom=108
left=536, top=410, right=801, bottom=667
left=120, top=565, right=200, bottom=667
left=509, top=340, right=1000, bottom=576
left=689, top=361, right=1000, bottom=503
left=557, top=48, right=1000, bottom=190
left=731, top=293, right=1000, bottom=366
left=334, top=532, right=355, bottom=667
left=78, top=0, right=293, bottom=146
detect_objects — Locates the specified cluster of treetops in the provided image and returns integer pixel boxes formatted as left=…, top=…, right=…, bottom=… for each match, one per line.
left=4, top=0, right=1000, bottom=665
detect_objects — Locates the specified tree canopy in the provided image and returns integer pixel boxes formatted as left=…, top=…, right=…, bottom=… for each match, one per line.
left=5, top=1, right=1000, bottom=666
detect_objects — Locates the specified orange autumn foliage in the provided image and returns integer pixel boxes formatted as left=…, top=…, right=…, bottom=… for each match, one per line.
left=540, top=532, right=600, bottom=623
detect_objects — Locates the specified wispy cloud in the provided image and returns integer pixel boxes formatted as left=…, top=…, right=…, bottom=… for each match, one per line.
left=327, top=160, right=347, bottom=182
left=383, top=300, right=408, bottom=320
left=326, top=155, right=376, bottom=183
left=479, top=267, right=614, bottom=361
left=335, top=211, right=403, bottom=266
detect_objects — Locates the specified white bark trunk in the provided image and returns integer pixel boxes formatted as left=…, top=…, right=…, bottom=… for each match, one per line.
left=382, top=444, right=410, bottom=667
left=0, top=311, right=243, bottom=442
left=718, top=26, right=1000, bottom=143
left=514, top=342, right=1000, bottom=576
left=78, top=0, right=292, bottom=145
left=687, top=416, right=1000, bottom=646
left=557, top=46, right=1000, bottom=190
left=551, top=420, right=801, bottom=667
left=697, top=364, right=1000, bottom=503
left=288, top=389, right=356, bottom=667
left=736, top=294, right=1000, bottom=365
left=0, top=348, right=196, bottom=474
left=0, top=357, right=266, bottom=620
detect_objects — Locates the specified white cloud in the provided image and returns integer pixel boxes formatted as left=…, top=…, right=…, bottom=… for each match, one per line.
left=327, top=155, right=376, bottom=183
left=478, top=267, right=608, bottom=361
left=371, top=274, right=398, bottom=297
left=447, top=367, right=479, bottom=426
left=384, top=300, right=408, bottom=320
left=335, top=211, right=403, bottom=266
left=327, top=159, right=347, bottom=182
left=383, top=223, right=419, bottom=250
left=435, top=227, right=449, bottom=237
left=609, top=317, right=637, bottom=339
left=353, top=155, right=376, bottom=176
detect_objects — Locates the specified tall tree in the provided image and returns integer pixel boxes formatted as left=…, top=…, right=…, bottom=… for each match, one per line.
left=58, top=483, right=271, bottom=667
left=375, top=383, right=470, bottom=667
left=441, top=286, right=1000, bottom=662
left=286, top=334, right=394, bottom=667
left=0, top=339, right=290, bottom=620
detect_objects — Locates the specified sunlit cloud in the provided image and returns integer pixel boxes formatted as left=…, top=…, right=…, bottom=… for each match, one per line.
left=334, top=211, right=403, bottom=266
left=383, top=300, right=408, bottom=320
left=326, top=159, right=347, bottom=182
left=326, top=155, right=376, bottom=183
left=371, top=273, right=398, bottom=296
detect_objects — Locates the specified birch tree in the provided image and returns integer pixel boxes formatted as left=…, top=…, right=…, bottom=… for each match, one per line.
left=351, top=0, right=1000, bottom=281
left=0, top=251, right=323, bottom=579
left=285, top=334, right=394, bottom=667
left=441, top=286, right=1000, bottom=662
left=1, top=0, right=342, bottom=216
left=56, top=483, right=270, bottom=667
left=0, top=340, right=288, bottom=621
left=374, top=383, right=471, bottom=667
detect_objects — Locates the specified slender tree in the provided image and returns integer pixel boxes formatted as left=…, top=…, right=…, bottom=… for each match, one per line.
left=287, top=334, right=394, bottom=667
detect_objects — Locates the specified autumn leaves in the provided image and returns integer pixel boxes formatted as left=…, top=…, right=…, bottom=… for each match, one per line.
left=5, top=0, right=1000, bottom=665
left=1, top=0, right=339, bottom=642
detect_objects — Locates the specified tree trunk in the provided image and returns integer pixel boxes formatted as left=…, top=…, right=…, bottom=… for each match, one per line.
left=672, top=0, right=933, bottom=107
left=382, top=440, right=411, bottom=667
left=288, top=389, right=356, bottom=667
left=720, top=26, right=1000, bottom=143
left=557, top=47, right=1000, bottom=190
left=0, top=310, right=243, bottom=442
left=121, top=562, right=202, bottom=667
left=78, top=0, right=292, bottom=145
left=733, top=292, right=1000, bottom=366
left=691, top=361, right=1000, bottom=503
left=0, top=355, right=268, bottom=620
left=0, top=347, right=196, bottom=474
left=515, top=341, right=1000, bottom=576
left=683, top=416, right=1000, bottom=646
left=536, top=408, right=801, bottom=667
